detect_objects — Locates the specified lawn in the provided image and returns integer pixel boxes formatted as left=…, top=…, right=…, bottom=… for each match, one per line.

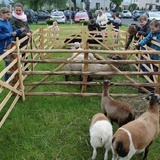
left=0, top=22, right=160, bottom=160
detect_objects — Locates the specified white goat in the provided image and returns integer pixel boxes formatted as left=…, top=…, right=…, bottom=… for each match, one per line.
left=112, top=93, right=160, bottom=160
left=101, top=80, right=135, bottom=127
left=90, top=113, right=113, bottom=160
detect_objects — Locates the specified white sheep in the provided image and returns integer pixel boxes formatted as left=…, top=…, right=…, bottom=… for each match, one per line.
left=82, top=63, right=114, bottom=81
left=90, top=113, right=113, bottom=160
left=64, top=43, right=97, bottom=81
left=112, top=93, right=160, bottom=160
left=101, top=80, right=135, bottom=127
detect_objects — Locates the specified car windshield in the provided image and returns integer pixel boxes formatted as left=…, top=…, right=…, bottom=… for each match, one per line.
left=105, top=13, right=112, bottom=17
left=150, top=12, right=159, bottom=17
left=76, top=12, right=87, bottom=16
left=51, top=12, right=63, bottom=16
left=123, top=10, right=129, bottom=13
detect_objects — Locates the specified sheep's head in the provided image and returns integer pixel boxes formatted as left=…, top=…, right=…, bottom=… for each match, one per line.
left=73, top=42, right=81, bottom=49
left=103, top=80, right=114, bottom=86
left=144, top=93, right=160, bottom=106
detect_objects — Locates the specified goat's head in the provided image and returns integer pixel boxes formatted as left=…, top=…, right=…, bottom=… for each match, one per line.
left=103, top=80, right=114, bottom=86
left=144, top=93, right=160, bottom=105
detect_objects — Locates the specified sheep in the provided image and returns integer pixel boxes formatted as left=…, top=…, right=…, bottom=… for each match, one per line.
left=111, top=93, right=160, bottom=160
left=90, top=113, right=113, bottom=160
left=82, top=63, right=115, bottom=82
left=64, top=34, right=82, bottom=44
left=101, top=80, right=135, bottom=127
left=64, top=43, right=97, bottom=81
left=81, top=55, right=127, bottom=82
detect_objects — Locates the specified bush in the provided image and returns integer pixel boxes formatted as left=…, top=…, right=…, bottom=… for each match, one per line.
left=46, top=19, right=56, bottom=25
left=80, top=20, right=89, bottom=25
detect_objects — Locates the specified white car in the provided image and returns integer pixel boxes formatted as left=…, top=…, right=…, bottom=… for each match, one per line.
left=50, top=11, right=67, bottom=23
left=143, top=11, right=160, bottom=21
left=121, top=10, right=132, bottom=18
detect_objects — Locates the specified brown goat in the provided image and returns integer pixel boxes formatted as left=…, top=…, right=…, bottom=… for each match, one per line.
left=101, top=80, right=135, bottom=127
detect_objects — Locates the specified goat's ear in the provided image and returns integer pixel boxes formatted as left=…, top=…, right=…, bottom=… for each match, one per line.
left=144, top=93, right=154, bottom=101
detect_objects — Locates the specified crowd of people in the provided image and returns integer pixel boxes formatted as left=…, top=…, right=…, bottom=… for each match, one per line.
left=0, top=5, right=160, bottom=85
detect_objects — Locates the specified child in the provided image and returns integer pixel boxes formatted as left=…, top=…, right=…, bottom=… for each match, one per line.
left=0, top=7, right=24, bottom=81
left=125, top=24, right=141, bottom=50
left=52, top=21, right=59, bottom=41
left=111, top=13, right=121, bottom=30
left=134, top=20, right=160, bottom=90
left=136, top=15, right=151, bottom=39
left=10, top=3, right=32, bottom=53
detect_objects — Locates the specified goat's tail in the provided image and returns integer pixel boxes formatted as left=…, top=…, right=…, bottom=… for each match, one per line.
left=112, top=137, right=128, bottom=157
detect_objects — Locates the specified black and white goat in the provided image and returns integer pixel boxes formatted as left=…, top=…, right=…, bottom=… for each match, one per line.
left=112, top=93, right=160, bottom=160
left=101, top=80, right=135, bottom=127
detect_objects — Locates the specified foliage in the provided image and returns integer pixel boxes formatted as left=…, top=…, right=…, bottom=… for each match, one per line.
left=111, top=0, right=123, bottom=11
left=128, top=3, right=138, bottom=12
left=79, top=20, right=89, bottom=25
left=45, top=19, right=56, bottom=25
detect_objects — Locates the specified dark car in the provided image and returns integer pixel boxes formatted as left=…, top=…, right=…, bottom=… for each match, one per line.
left=37, top=11, right=51, bottom=21
left=132, top=10, right=146, bottom=21
left=24, top=9, right=38, bottom=23
left=104, top=11, right=114, bottom=24
left=64, top=10, right=75, bottom=20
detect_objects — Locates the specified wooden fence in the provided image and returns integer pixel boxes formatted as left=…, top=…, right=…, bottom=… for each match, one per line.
left=0, top=24, right=159, bottom=128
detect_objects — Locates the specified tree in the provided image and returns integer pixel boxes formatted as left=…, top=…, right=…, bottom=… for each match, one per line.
left=111, top=0, right=123, bottom=11
left=71, top=0, right=76, bottom=10
left=128, top=3, right=138, bottom=12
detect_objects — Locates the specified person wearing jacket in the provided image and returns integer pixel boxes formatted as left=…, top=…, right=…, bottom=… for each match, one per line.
left=136, top=15, right=151, bottom=38
left=0, top=7, right=24, bottom=81
left=9, top=3, right=32, bottom=52
left=125, top=23, right=141, bottom=50
left=96, top=9, right=108, bottom=30
left=134, top=20, right=160, bottom=61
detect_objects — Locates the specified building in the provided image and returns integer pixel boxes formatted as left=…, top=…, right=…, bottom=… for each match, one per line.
left=131, top=0, right=160, bottom=10
left=82, top=0, right=113, bottom=10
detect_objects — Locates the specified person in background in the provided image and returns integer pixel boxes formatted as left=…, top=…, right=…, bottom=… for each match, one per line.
left=88, top=19, right=101, bottom=33
left=96, top=9, right=108, bottom=30
left=0, top=7, right=24, bottom=81
left=111, top=13, right=121, bottom=30
left=52, top=21, right=59, bottom=41
left=87, top=19, right=102, bottom=44
left=125, top=23, right=141, bottom=50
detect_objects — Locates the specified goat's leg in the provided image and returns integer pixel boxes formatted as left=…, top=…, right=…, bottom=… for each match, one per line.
left=143, top=141, right=152, bottom=160
left=91, top=147, right=97, bottom=160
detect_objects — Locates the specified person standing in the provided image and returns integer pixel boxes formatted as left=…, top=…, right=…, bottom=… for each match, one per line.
left=0, top=7, right=24, bottom=81
left=9, top=3, right=32, bottom=53
left=96, top=9, right=108, bottom=30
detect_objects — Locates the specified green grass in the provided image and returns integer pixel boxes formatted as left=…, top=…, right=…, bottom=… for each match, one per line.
left=0, top=23, right=160, bottom=160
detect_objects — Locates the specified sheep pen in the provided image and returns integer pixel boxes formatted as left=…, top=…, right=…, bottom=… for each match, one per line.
left=0, top=23, right=160, bottom=160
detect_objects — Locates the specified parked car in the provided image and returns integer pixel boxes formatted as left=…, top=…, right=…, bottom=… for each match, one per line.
left=64, top=10, right=75, bottom=21
left=74, top=11, right=89, bottom=23
left=37, top=11, right=51, bottom=21
left=104, top=11, right=114, bottom=24
left=50, top=11, right=67, bottom=23
left=24, top=9, right=38, bottom=23
left=132, top=10, right=146, bottom=21
left=121, top=10, right=132, bottom=18
left=142, top=11, right=160, bottom=21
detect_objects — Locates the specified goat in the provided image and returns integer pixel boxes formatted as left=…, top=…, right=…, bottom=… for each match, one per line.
left=112, top=93, right=160, bottom=160
left=90, top=113, right=113, bottom=160
left=101, top=80, right=135, bottom=127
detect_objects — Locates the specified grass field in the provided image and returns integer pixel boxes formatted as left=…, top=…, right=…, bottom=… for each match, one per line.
left=0, top=23, right=160, bottom=160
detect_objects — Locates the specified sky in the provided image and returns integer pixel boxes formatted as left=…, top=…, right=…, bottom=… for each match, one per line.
left=123, top=0, right=131, bottom=2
